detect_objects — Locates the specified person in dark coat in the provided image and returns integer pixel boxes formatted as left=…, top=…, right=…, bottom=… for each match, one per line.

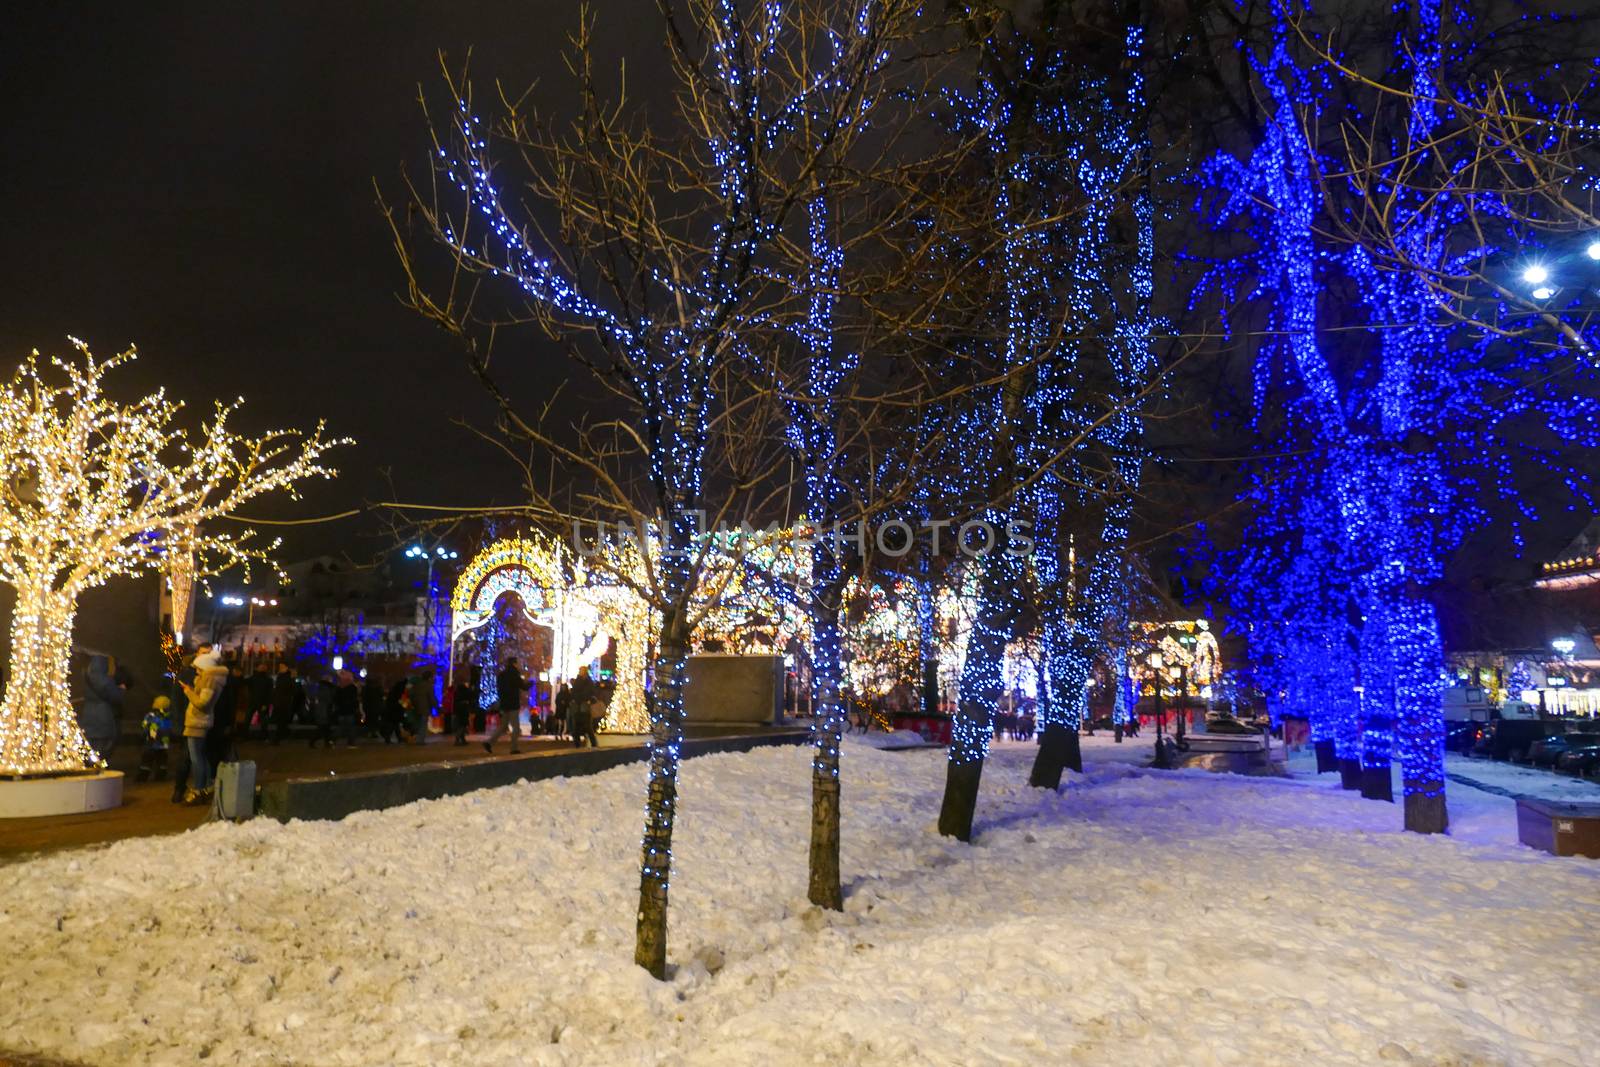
left=484, top=657, right=525, bottom=754
left=408, top=670, right=436, bottom=745
left=381, top=680, right=410, bottom=743
left=245, top=665, right=273, bottom=740
left=333, top=669, right=361, bottom=748
left=552, top=682, right=572, bottom=742
left=361, top=673, right=386, bottom=738
left=79, top=653, right=125, bottom=761
left=571, top=678, right=599, bottom=749
left=270, top=663, right=298, bottom=744
left=452, top=665, right=481, bottom=745
left=305, top=672, right=333, bottom=748
left=205, top=664, right=243, bottom=768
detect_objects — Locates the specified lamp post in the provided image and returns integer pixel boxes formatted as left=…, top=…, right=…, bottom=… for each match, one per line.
left=1176, top=630, right=1197, bottom=745
left=1150, top=651, right=1171, bottom=769
left=405, top=541, right=460, bottom=685
left=209, top=593, right=244, bottom=645
left=244, top=596, right=276, bottom=668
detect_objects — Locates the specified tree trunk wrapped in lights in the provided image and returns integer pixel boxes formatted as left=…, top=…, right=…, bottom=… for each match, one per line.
left=393, top=1, right=922, bottom=977
left=0, top=343, right=341, bottom=776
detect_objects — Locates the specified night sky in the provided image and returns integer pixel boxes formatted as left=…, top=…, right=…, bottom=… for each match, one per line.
left=0, top=3, right=660, bottom=562
left=0, top=4, right=1589, bottom=586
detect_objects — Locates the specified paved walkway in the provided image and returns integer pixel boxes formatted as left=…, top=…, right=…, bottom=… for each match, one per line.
left=0, top=726, right=773, bottom=860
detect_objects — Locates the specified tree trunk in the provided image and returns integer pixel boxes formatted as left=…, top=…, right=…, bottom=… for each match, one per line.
left=1032, top=620, right=1092, bottom=788
left=938, top=757, right=984, bottom=842
left=1359, top=716, right=1394, bottom=801
left=938, top=565, right=1015, bottom=842
left=1313, top=738, right=1338, bottom=774
left=0, top=581, right=92, bottom=776
left=1029, top=722, right=1082, bottom=790
left=806, top=575, right=846, bottom=911
left=1404, top=791, right=1447, bottom=833
left=917, top=573, right=939, bottom=718
left=1360, top=761, right=1393, bottom=802
left=1391, top=590, right=1448, bottom=834
left=634, top=610, right=689, bottom=979
left=1338, top=759, right=1362, bottom=791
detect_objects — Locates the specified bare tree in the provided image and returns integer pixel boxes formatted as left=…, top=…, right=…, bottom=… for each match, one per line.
left=387, top=0, right=919, bottom=978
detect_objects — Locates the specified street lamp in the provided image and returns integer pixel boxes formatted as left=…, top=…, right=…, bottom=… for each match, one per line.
left=404, top=540, right=460, bottom=688
left=1149, top=652, right=1170, bottom=768
left=1176, top=632, right=1197, bottom=745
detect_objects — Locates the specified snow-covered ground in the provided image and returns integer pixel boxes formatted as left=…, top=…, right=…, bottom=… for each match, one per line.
left=1444, top=753, right=1600, bottom=803
left=2, top=737, right=1596, bottom=1066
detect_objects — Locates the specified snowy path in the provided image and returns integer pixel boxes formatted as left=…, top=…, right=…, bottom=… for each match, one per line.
left=1, top=740, right=1595, bottom=1066
left=1443, top=754, right=1600, bottom=803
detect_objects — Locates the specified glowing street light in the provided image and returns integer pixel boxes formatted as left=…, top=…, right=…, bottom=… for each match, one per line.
left=1587, top=240, right=1600, bottom=261
left=1522, top=263, right=1550, bottom=286
left=1532, top=286, right=1555, bottom=301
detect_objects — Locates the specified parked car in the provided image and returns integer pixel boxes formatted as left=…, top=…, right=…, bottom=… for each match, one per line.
left=1554, top=741, right=1600, bottom=776
left=1492, top=719, right=1565, bottom=762
left=1203, top=715, right=1260, bottom=735
left=1446, top=719, right=1486, bottom=754
left=1527, top=735, right=1573, bottom=767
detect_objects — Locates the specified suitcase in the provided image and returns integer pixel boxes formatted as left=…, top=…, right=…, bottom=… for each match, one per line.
left=214, top=760, right=257, bottom=820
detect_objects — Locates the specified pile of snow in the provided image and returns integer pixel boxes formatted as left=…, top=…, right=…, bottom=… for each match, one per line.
left=1, top=738, right=1596, bottom=1065
left=844, top=728, right=928, bottom=750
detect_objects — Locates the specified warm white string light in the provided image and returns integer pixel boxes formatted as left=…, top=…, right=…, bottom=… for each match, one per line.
left=0, top=342, right=344, bottom=776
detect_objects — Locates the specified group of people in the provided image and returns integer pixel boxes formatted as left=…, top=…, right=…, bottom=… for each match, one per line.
left=115, top=648, right=444, bottom=804
left=476, top=658, right=606, bottom=754
left=96, top=646, right=612, bottom=805
left=124, top=643, right=233, bottom=805
left=254, top=663, right=438, bottom=748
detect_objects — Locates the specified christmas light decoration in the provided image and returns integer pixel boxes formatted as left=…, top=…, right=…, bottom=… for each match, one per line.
left=451, top=535, right=651, bottom=733
left=1201, top=0, right=1600, bottom=830
left=164, top=524, right=196, bottom=647
left=0, top=342, right=341, bottom=775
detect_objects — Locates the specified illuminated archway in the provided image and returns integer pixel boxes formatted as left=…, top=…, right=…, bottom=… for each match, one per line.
left=450, top=536, right=649, bottom=732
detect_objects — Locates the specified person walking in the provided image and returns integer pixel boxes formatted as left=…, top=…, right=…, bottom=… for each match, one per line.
left=553, top=682, right=572, bottom=742
left=572, top=682, right=600, bottom=749
left=361, top=672, right=386, bottom=738
left=333, top=669, right=361, bottom=748
left=179, top=648, right=228, bottom=804
left=381, top=679, right=409, bottom=743
left=452, top=665, right=481, bottom=745
left=79, top=653, right=126, bottom=761
left=484, top=657, right=525, bottom=754
left=408, top=670, right=436, bottom=745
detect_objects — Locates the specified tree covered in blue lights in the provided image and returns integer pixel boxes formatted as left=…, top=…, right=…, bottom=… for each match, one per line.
left=1201, top=0, right=1600, bottom=832
left=924, top=5, right=1162, bottom=839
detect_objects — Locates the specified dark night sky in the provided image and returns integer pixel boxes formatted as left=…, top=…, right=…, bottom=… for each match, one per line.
left=0, top=3, right=659, bottom=563
left=1, top=3, right=1591, bottom=590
